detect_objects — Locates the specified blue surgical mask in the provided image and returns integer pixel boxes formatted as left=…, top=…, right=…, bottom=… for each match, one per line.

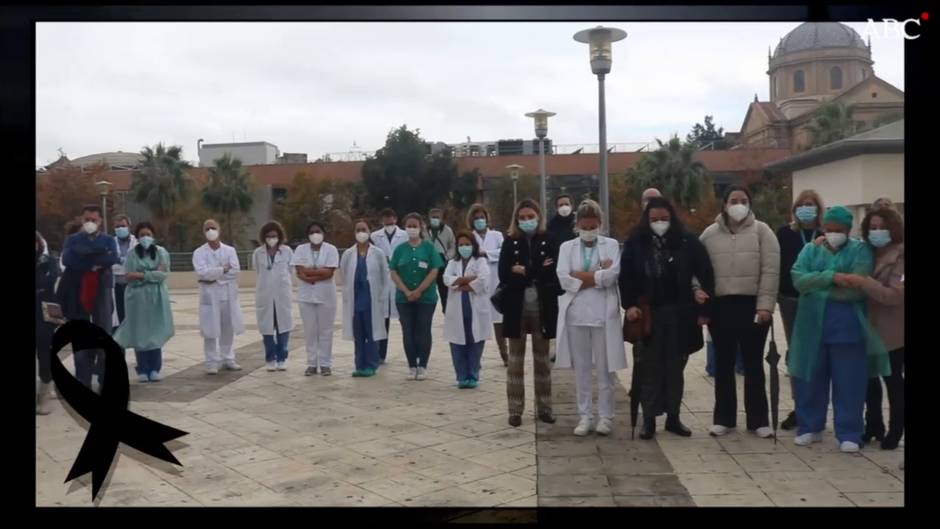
left=795, top=205, right=817, bottom=223
left=473, top=218, right=487, bottom=231
left=139, top=236, right=154, bottom=249
left=430, top=218, right=442, bottom=228
left=868, top=229, right=892, bottom=248
left=458, top=245, right=473, bottom=259
left=115, top=226, right=130, bottom=239
left=519, top=218, right=539, bottom=234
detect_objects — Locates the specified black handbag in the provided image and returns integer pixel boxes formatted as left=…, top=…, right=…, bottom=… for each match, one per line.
left=490, top=284, right=505, bottom=314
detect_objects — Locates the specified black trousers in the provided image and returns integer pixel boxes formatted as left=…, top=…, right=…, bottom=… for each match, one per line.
left=436, top=265, right=448, bottom=315
left=708, top=295, right=770, bottom=430
left=636, top=305, right=689, bottom=417
left=865, top=347, right=905, bottom=437
left=36, top=320, right=55, bottom=384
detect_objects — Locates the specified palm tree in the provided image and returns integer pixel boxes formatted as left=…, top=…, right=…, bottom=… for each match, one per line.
left=806, top=102, right=863, bottom=149
left=625, top=136, right=708, bottom=210
left=131, top=143, right=193, bottom=249
left=201, top=153, right=255, bottom=247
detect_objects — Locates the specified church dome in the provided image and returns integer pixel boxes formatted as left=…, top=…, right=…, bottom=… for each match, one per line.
left=773, top=22, right=867, bottom=58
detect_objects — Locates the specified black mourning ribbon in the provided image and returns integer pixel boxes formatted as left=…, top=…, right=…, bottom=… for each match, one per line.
left=50, top=320, right=188, bottom=501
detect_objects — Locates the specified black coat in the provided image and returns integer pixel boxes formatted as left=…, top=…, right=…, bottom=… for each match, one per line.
left=776, top=224, right=822, bottom=298
left=546, top=214, right=576, bottom=245
left=36, top=251, right=61, bottom=330
left=619, top=230, right=715, bottom=355
left=497, top=231, right=563, bottom=339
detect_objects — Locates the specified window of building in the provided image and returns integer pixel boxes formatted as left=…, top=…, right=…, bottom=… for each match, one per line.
left=830, top=66, right=843, bottom=90
left=793, top=70, right=805, bottom=93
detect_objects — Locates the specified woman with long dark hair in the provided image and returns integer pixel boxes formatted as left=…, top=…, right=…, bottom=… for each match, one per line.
left=253, top=221, right=294, bottom=372
left=443, top=230, right=492, bottom=388
left=113, top=222, right=175, bottom=382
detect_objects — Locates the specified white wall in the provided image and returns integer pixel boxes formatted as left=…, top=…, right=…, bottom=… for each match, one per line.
left=199, top=144, right=275, bottom=167
left=792, top=153, right=903, bottom=234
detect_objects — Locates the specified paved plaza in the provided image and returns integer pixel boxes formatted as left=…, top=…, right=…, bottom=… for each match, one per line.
left=36, top=288, right=904, bottom=508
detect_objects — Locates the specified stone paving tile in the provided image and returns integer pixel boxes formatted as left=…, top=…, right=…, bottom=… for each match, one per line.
left=691, top=492, right=775, bottom=507
left=731, top=452, right=814, bottom=473
left=536, top=455, right=606, bottom=476
left=607, top=474, right=689, bottom=496
left=537, top=474, right=611, bottom=497
left=538, top=494, right=616, bottom=507
left=844, top=492, right=905, bottom=507
left=613, top=495, right=696, bottom=507
left=358, top=471, right=459, bottom=503
left=414, top=460, right=506, bottom=485
left=467, top=448, right=535, bottom=472
left=677, top=473, right=757, bottom=496
left=458, top=473, right=536, bottom=505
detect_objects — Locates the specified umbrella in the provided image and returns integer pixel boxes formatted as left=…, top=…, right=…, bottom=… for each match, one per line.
left=629, top=348, right=641, bottom=440
left=764, top=318, right=781, bottom=444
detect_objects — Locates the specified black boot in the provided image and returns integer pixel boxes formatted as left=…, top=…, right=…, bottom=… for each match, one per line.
left=538, top=411, right=556, bottom=424
left=881, top=430, right=902, bottom=450
left=781, top=411, right=797, bottom=431
left=665, top=414, right=692, bottom=437
left=639, top=417, right=656, bottom=440
left=862, top=421, right=886, bottom=444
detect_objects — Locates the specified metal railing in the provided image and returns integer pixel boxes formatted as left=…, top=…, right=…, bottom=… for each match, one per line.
left=168, top=251, right=254, bottom=272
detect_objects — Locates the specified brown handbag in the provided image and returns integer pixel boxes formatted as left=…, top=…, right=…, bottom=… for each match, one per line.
left=622, top=296, right=653, bottom=344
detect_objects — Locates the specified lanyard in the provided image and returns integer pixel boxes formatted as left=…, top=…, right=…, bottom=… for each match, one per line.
left=800, top=229, right=816, bottom=246
left=581, top=243, right=597, bottom=272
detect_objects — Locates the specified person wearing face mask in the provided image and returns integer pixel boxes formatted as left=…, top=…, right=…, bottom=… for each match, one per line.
left=113, top=222, right=174, bottom=383
left=698, top=185, right=780, bottom=438
left=620, top=197, right=715, bottom=439
left=788, top=206, right=890, bottom=453
left=423, top=208, right=456, bottom=316
left=546, top=195, right=577, bottom=245
left=844, top=208, right=904, bottom=449
left=110, top=214, right=137, bottom=330
left=291, top=221, right=339, bottom=376
left=193, top=219, right=245, bottom=375
left=57, top=204, right=120, bottom=390
left=252, top=221, right=295, bottom=372
left=498, top=199, right=562, bottom=427
left=775, top=190, right=826, bottom=431
left=371, top=208, right=409, bottom=365
left=555, top=200, right=626, bottom=436
left=467, top=203, right=508, bottom=366
left=443, top=231, right=492, bottom=388
left=36, top=231, right=60, bottom=415
left=390, top=213, right=444, bottom=381
left=340, top=220, right=389, bottom=377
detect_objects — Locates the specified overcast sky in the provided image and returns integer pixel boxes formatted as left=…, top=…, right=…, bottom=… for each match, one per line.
left=35, top=22, right=904, bottom=167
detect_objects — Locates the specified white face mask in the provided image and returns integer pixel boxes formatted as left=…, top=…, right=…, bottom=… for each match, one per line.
left=727, top=204, right=750, bottom=222
left=650, top=220, right=670, bottom=237
left=82, top=221, right=98, bottom=234
left=205, top=228, right=219, bottom=242
left=266, top=237, right=279, bottom=248
left=309, top=233, right=324, bottom=245
left=406, top=227, right=421, bottom=240
left=825, top=232, right=847, bottom=249
left=579, top=229, right=598, bottom=242
left=355, top=231, right=370, bottom=244
left=384, top=225, right=396, bottom=235
left=558, top=205, right=572, bottom=218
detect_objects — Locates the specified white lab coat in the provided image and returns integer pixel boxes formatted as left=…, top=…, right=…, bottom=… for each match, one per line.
left=554, top=236, right=627, bottom=373
left=339, top=244, right=390, bottom=342
left=370, top=226, right=409, bottom=320
left=252, top=245, right=295, bottom=335
left=110, top=234, right=130, bottom=328
left=193, top=242, right=246, bottom=339
left=442, top=257, right=493, bottom=345
left=473, top=228, right=504, bottom=324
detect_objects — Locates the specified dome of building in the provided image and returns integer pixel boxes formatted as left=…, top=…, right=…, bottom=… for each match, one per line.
left=773, top=22, right=867, bottom=57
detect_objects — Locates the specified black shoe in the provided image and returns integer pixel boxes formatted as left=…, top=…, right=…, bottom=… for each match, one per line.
left=509, top=415, right=522, bottom=427
left=862, top=423, right=886, bottom=444
left=639, top=417, right=656, bottom=440
left=665, top=415, right=692, bottom=437
left=881, top=431, right=902, bottom=450
left=781, top=411, right=797, bottom=431
left=538, top=411, right=556, bottom=424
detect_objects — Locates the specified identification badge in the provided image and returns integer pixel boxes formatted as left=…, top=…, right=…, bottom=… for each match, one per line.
left=418, top=261, right=429, bottom=269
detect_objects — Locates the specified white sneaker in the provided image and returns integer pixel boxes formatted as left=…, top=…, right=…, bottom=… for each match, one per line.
left=754, top=426, right=774, bottom=438
left=276, top=361, right=287, bottom=371
left=407, top=367, right=418, bottom=380
left=595, top=418, right=613, bottom=436
left=266, top=361, right=277, bottom=372
left=794, top=432, right=823, bottom=446
left=574, top=417, right=594, bottom=437
left=223, top=361, right=242, bottom=371
left=416, top=367, right=428, bottom=381
left=840, top=441, right=860, bottom=453
left=137, top=373, right=149, bottom=383
left=207, top=365, right=219, bottom=375
left=709, top=424, right=733, bottom=437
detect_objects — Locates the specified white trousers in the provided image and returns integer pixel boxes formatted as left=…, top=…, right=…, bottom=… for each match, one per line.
left=567, top=325, right=615, bottom=421
left=204, top=300, right=236, bottom=368
left=300, top=302, right=336, bottom=368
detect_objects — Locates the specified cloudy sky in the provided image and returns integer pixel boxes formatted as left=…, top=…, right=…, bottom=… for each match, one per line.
left=35, top=22, right=904, bottom=167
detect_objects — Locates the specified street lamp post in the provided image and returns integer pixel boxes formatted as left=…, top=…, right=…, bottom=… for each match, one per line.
left=574, top=25, right=627, bottom=234
left=524, top=109, right=555, bottom=216
left=506, top=164, right=523, bottom=207
left=95, top=180, right=113, bottom=231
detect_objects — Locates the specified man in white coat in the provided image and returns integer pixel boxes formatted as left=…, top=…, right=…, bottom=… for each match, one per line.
left=467, top=204, right=507, bottom=366
left=193, top=219, right=245, bottom=375
left=554, top=200, right=627, bottom=437
left=111, top=214, right=137, bottom=331
left=371, top=208, right=409, bottom=364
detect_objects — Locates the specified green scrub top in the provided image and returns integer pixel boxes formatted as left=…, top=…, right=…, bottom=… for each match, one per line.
left=390, top=239, right=445, bottom=305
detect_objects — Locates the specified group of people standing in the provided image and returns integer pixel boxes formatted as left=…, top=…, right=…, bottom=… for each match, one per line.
left=36, top=190, right=904, bottom=458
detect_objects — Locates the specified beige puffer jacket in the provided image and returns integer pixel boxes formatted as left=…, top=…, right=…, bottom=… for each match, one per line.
left=699, top=212, right=780, bottom=312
